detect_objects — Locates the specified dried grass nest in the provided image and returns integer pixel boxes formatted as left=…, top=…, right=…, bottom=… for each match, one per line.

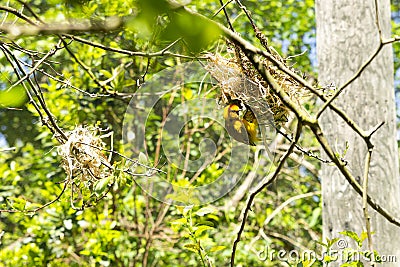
left=57, top=125, right=112, bottom=184
left=205, top=53, right=310, bottom=125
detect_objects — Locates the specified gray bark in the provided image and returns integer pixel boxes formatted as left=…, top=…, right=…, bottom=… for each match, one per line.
left=316, top=0, right=400, bottom=265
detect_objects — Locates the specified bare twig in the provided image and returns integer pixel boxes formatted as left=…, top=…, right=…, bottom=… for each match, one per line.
left=0, top=17, right=123, bottom=36
left=0, top=147, right=16, bottom=152
left=0, top=41, right=67, bottom=141
left=235, top=0, right=272, bottom=53
left=0, top=182, right=67, bottom=213
left=362, top=147, right=374, bottom=264
left=262, top=191, right=320, bottom=226
left=316, top=43, right=384, bottom=118
left=230, top=121, right=302, bottom=266
left=67, top=35, right=202, bottom=60
left=218, top=0, right=235, bottom=31
left=60, top=37, right=109, bottom=93
left=0, top=5, right=38, bottom=25
left=212, top=0, right=234, bottom=18
left=310, top=124, right=400, bottom=227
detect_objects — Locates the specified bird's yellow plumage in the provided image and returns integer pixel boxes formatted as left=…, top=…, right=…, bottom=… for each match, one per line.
left=223, top=103, right=259, bottom=146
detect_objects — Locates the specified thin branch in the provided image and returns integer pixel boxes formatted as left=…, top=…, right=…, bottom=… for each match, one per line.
left=74, top=141, right=166, bottom=175
left=230, top=121, right=302, bottom=267
left=262, top=191, right=320, bottom=226
left=362, top=147, right=374, bottom=264
left=310, top=123, right=400, bottom=227
left=0, top=5, right=38, bottom=25
left=0, top=42, right=67, bottom=141
left=66, top=35, right=202, bottom=59
left=1, top=7, right=200, bottom=60
left=218, top=0, right=235, bottom=31
left=60, top=37, right=109, bottom=93
left=0, top=44, right=43, bottom=118
left=316, top=43, right=384, bottom=118
left=0, top=147, right=16, bottom=152
left=0, top=182, right=67, bottom=213
left=366, top=121, right=385, bottom=138
left=382, top=36, right=400, bottom=44
left=15, top=0, right=44, bottom=24
left=35, top=66, right=112, bottom=98
left=0, top=17, right=123, bottom=36
left=223, top=148, right=264, bottom=211
left=235, top=0, right=272, bottom=53
left=275, top=126, right=331, bottom=163
left=373, top=0, right=382, bottom=41
left=263, top=230, right=312, bottom=253
left=212, top=0, right=234, bottom=18
left=316, top=0, right=395, bottom=119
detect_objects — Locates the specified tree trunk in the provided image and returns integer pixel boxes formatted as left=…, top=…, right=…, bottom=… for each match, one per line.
left=316, top=0, right=400, bottom=264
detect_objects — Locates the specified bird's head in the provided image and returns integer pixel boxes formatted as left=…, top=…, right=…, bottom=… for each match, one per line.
left=223, top=104, right=241, bottom=120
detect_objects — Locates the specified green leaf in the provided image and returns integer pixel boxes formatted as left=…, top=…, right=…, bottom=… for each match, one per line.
left=176, top=206, right=185, bottom=214
left=359, top=231, right=374, bottom=244
left=321, top=237, right=339, bottom=249
left=138, top=152, right=148, bottom=165
left=7, top=197, right=26, bottom=211
left=194, top=206, right=217, bottom=216
left=182, top=87, right=193, bottom=100
left=183, top=205, right=193, bottom=216
left=339, top=231, right=361, bottom=247
left=183, top=243, right=200, bottom=253
left=162, top=10, right=221, bottom=53
left=194, top=225, right=213, bottom=237
left=299, top=259, right=316, bottom=267
left=170, top=217, right=187, bottom=232
left=94, top=176, right=111, bottom=196
left=340, top=262, right=363, bottom=267
left=209, top=245, right=226, bottom=253
left=80, top=250, right=91, bottom=256
left=0, top=86, right=28, bottom=108
left=99, top=69, right=113, bottom=78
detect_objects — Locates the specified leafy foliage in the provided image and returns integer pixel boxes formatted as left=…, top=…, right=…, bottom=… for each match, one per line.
left=0, top=0, right=398, bottom=266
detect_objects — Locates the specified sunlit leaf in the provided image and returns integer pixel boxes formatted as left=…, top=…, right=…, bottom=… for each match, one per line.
left=94, top=176, right=111, bottom=196
left=194, top=206, right=217, bottom=216
left=0, top=86, right=28, bottom=108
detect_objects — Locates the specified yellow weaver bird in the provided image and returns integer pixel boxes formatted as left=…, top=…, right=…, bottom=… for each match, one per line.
left=223, top=103, right=259, bottom=146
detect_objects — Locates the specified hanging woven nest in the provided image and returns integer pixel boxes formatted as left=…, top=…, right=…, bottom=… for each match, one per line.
left=57, top=125, right=112, bottom=185
left=205, top=52, right=310, bottom=126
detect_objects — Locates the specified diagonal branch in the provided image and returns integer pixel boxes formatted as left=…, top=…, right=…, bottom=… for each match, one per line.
left=0, top=5, right=38, bottom=25
left=310, top=123, right=400, bottom=227
left=230, top=121, right=302, bottom=267
left=0, top=41, right=68, bottom=141
left=316, top=42, right=384, bottom=118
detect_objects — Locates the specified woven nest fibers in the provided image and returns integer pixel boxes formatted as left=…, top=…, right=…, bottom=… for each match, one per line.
left=57, top=126, right=112, bottom=184
left=206, top=54, right=310, bottom=125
